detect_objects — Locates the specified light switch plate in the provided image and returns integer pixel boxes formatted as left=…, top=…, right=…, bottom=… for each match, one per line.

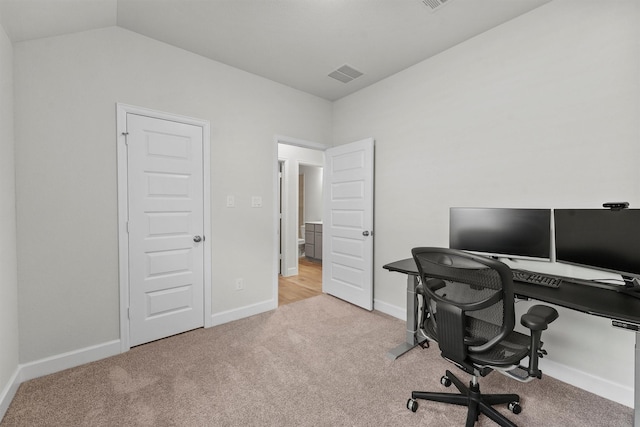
left=251, top=196, right=262, bottom=208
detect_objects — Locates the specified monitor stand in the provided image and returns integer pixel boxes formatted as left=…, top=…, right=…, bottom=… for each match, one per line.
left=619, top=277, right=640, bottom=300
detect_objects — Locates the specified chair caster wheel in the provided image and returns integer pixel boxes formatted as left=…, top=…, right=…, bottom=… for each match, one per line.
left=440, top=375, right=452, bottom=387
left=407, top=398, right=418, bottom=412
left=508, top=401, right=522, bottom=414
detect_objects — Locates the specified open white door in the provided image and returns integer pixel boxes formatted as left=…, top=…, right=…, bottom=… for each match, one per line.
left=322, top=138, right=374, bottom=310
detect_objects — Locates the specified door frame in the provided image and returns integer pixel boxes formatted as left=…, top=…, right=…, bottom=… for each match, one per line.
left=116, top=103, right=212, bottom=352
left=273, top=135, right=328, bottom=306
left=278, top=159, right=288, bottom=276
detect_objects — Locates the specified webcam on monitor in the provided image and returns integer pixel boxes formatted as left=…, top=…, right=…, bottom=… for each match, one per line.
left=602, top=202, right=629, bottom=210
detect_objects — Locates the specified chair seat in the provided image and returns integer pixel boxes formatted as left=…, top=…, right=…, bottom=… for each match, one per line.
left=469, top=330, right=530, bottom=367
left=423, top=316, right=531, bottom=367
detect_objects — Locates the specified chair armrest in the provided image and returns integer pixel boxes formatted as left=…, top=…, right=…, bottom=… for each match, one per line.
left=520, top=305, right=559, bottom=379
left=416, top=278, right=446, bottom=296
left=520, top=305, right=559, bottom=331
left=425, top=278, right=446, bottom=292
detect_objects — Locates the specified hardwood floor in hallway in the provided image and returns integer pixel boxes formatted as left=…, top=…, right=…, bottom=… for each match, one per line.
left=278, top=257, right=322, bottom=306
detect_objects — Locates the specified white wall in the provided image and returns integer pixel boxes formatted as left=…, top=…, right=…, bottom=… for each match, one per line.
left=300, top=165, right=323, bottom=223
left=278, top=143, right=325, bottom=276
left=0, top=15, right=19, bottom=418
left=333, top=0, right=639, bottom=406
left=13, top=27, right=332, bottom=364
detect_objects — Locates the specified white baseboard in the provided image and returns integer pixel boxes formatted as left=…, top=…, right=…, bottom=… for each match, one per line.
left=373, top=298, right=405, bottom=320
left=286, top=267, right=298, bottom=277
left=210, top=299, right=276, bottom=327
left=0, top=368, right=21, bottom=421
left=540, top=357, right=633, bottom=408
left=1, top=339, right=121, bottom=421
left=19, top=340, right=121, bottom=383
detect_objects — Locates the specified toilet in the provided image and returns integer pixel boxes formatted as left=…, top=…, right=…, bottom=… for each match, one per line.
left=298, top=225, right=305, bottom=257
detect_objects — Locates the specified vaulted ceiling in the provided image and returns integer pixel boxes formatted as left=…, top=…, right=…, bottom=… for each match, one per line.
left=0, top=0, right=551, bottom=100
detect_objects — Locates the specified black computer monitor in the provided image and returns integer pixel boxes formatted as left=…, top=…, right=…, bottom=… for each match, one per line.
left=449, top=208, right=552, bottom=261
left=554, top=209, right=640, bottom=281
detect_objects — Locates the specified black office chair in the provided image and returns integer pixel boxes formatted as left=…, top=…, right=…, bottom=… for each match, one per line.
left=407, top=247, right=558, bottom=427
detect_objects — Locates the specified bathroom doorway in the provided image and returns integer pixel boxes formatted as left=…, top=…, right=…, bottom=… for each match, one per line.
left=276, top=138, right=326, bottom=306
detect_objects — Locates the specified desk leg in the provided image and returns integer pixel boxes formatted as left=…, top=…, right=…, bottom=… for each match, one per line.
left=387, top=274, right=426, bottom=359
left=635, top=331, right=639, bottom=427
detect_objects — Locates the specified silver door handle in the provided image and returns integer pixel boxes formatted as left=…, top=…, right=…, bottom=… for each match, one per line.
left=193, top=235, right=202, bottom=243
left=362, top=231, right=370, bottom=237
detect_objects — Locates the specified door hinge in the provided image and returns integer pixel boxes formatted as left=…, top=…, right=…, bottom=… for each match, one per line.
left=127, top=308, right=130, bottom=319
left=126, top=221, right=130, bottom=233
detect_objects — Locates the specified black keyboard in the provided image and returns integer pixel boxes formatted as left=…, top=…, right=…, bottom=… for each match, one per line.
left=512, top=270, right=561, bottom=288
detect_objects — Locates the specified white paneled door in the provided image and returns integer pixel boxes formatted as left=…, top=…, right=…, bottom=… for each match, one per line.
left=323, top=138, right=374, bottom=310
left=126, top=113, right=205, bottom=346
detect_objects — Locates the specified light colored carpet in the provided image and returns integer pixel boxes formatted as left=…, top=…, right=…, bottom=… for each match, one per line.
left=1, top=294, right=633, bottom=426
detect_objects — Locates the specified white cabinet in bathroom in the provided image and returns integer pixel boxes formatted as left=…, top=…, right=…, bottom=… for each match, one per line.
left=304, top=222, right=322, bottom=261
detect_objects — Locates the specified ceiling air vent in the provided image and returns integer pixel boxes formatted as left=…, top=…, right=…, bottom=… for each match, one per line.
left=328, top=64, right=364, bottom=84
left=420, top=0, right=453, bottom=12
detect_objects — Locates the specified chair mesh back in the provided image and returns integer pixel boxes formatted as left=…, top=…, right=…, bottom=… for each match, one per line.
left=412, top=248, right=515, bottom=363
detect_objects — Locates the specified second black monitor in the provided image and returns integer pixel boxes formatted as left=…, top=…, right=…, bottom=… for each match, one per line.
left=450, top=207, right=552, bottom=261
left=554, top=208, right=640, bottom=280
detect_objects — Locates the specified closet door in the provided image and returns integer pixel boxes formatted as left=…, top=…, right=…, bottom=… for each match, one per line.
left=126, top=113, right=205, bottom=346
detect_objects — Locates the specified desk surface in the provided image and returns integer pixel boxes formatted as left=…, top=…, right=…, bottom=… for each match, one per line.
left=384, top=258, right=640, bottom=326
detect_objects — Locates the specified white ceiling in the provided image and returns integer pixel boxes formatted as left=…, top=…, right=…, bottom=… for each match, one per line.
left=0, top=0, right=551, bottom=101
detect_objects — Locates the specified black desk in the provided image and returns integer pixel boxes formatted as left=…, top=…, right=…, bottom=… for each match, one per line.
left=383, top=258, right=640, bottom=426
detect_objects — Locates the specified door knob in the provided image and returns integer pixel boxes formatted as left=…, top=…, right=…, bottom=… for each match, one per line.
left=362, top=231, right=370, bottom=237
left=193, top=235, right=202, bottom=243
